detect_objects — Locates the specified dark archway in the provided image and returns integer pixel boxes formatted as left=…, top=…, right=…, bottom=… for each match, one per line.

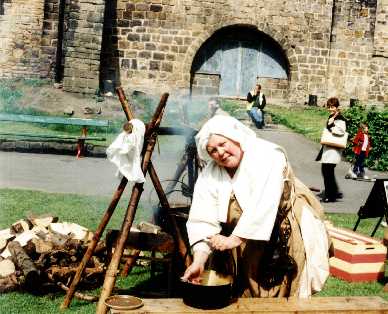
left=99, top=0, right=119, bottom=94
left=190, top=25, right=290, bottom=97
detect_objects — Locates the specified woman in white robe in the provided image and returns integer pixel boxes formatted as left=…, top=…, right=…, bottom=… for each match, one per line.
left=182, top=115, right=330, bottom=298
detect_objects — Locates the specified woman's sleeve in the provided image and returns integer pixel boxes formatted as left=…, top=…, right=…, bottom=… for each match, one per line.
left=232, top=152, right=286, bottom=241
left=186, top=170, right=221, bottom=253
left=330, top=119, right=346, bottom=136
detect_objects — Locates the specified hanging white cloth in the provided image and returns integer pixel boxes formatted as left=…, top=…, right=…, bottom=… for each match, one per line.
left=106, top=119, right=146, bottom=183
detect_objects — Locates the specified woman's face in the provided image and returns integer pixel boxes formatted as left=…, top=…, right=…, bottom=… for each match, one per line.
left=206, top=134, right=243, bottom=169
left=327, top=105, right=338, bottom=115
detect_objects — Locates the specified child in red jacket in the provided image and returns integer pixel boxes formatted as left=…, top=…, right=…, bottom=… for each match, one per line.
left=351, top=123, right=372, bottom=179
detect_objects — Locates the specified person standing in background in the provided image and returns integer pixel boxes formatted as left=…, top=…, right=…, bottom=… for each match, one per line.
left=208, top=97, right=229, bottom=118
left=351, top=123, right=372, bottom=179
left=315, top=97, right=347, bottom=203
left=246, top=84, right=266, bottom=129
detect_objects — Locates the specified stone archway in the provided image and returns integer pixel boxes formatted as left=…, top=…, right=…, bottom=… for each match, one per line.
left=185, top=24, right=295, bottom=100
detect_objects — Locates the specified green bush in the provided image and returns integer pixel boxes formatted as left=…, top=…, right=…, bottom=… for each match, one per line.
left=343, top=104, right=388, bottom=171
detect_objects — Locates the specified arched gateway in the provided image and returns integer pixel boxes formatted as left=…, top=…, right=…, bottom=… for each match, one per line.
left=190, top=26, right=289, bottom=98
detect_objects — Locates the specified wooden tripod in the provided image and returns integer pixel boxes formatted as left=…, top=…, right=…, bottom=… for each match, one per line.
left=61, top=88, right=189, bottom=313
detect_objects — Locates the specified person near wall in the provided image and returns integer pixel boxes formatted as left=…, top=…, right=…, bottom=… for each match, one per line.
left=315, top=97, right=347, bottom=203
left=351, top=123, right=372, bottom=180
left=246, top=84, right=266, bottom=129
left=208, top=97, right=229, bottom=118
left=182, top=115, right=330, bottom=298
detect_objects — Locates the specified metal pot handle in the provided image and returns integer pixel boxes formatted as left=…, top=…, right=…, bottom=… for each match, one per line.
left=184, top=238, right=237, bottom=280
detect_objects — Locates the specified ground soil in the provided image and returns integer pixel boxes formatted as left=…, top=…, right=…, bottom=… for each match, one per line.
left=4, top=79, right=136, bottom=121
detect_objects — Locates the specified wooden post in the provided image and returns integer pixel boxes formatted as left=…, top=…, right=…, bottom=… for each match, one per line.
left=62, top=89, right=162, bottom=310
left=95, top=94, right=169, bottom=314
left=117, top=86, right=190, bottom=265
left=60, top=177, right=128, bottom=309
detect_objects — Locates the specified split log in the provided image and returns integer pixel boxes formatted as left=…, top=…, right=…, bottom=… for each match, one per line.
left=0, top=228, right=14, bottom=239
left=0, top=259, right=15, bottom=277
left=0, top=238, right=7, bottom=253
left=121, top=250, right=141, bottom=277
left=106, top=229, right=174, bottom=253
left=11, top=220, right=33, bottom=234
left=8, top=241, right=41, bottom=290
left=48, top=265, right=104, bottom=285
left=1, top=230, right=39, bottom=259
left=49, top=222, right=91, bottom=241
left=29, top=215, right=58, bottom=228
left=0, top=274, right=19, bottom=293
left=32, top=238, right=53, bottom=254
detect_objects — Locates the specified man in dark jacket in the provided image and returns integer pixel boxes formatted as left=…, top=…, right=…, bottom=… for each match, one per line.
left=247, top=84, right=266, bottom=129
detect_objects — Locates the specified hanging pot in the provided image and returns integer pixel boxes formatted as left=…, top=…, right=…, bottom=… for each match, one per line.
left=181, top=239, right=235, bottom=309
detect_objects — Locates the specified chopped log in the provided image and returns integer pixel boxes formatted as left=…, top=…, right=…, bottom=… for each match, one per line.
left=137, top=221, right=161, bottom=234
left=1, top=230, right=39, bottom=259
left=29, top=215, right=58, bottom=228
left=0, top=238, right=7, bottom=253
left=48, top=265, right=104, bottom=284
left=121, top=250, right=140, bottom=277
left=11, top=220, right=32, bottom=234
left=32, top=238, right=53, bottom=254
left=49, top=222, right=90, bottom=241
left=48, top=265, right=104, bottom=277
left=0, top=274, right=19, bottom=293
left=8, top=241, right=41, bottom=290
left=0, top=228, right=15, bottom=242
left=0, top=259, right=15, bottom=277
left=106, top=229, right=174, bottom=253
left=46, top=273, right=98, bottom=302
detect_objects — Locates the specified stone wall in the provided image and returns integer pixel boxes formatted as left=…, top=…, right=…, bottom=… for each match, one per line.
left=62, top=0, right=105, bottom=93
left=0, top=0, right=386, bottom=106
left=40, top=0, right=61, bottom=79
left=109, top=0, right=334, bottom=105
left=369, top=0, right=388, bottom=103
left=191, top=73, right=220, bottom=96
left=0, top=0, right=45, bottom=77
left=326, top=0, right=386, bottom=105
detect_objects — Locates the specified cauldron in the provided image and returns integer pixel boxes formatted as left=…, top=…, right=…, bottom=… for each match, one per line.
left=181, top=270, right=233, bottom=309
left=181, top=239, right=235, bottom=309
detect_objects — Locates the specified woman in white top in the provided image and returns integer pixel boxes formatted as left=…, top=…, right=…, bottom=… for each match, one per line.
left=315, top=97, right=347, bottom=202
left=182, top=115, right=330, bottom=298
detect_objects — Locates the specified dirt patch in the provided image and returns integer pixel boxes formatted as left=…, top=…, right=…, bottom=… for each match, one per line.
left=2, top=79, right=136, bottom=121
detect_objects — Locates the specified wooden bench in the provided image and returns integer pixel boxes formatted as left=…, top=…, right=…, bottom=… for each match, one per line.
left=111, top=296, right=388, bottom=313
left=0, top=113, right=109, bottom=157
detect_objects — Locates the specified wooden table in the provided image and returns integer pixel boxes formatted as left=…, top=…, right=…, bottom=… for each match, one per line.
left=110, top=296, right=388, bottom=313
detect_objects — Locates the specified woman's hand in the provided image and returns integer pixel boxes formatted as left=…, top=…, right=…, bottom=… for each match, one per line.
left=208, top=234, right=245, bottom=251
left=181, top=250, right=208, bottom=284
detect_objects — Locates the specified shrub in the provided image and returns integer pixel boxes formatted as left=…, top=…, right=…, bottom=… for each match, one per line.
left=343, top=104, right=388, bottom=171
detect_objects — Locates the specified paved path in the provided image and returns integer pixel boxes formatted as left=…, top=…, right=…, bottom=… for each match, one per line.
left=0, top=124, right=386, bottom=214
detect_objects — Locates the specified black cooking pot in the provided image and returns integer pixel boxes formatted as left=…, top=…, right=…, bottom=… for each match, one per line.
left=181, top=239, right=235, bottom=309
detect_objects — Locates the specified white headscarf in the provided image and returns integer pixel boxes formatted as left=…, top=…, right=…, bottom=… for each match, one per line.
left=196, top=115, right=256, bottom=162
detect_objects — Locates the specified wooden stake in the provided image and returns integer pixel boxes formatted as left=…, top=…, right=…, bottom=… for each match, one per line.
left=60, top=176, right=128, bottom=309
left=95, top=94, right=168, bottom=314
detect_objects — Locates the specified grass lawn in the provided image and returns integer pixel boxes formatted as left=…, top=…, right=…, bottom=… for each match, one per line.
left=0, top=188, right=387, bottom=313
left=266, top=105, right=328, bottom=143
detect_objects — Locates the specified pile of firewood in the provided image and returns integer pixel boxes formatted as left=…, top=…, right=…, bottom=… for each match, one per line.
left=0, top=215, right=106, bottom=299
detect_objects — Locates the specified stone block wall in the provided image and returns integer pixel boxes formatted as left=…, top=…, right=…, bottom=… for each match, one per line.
left=0, top=0, right=386, bottom=106
left=108, top=0, right=334, bottom=105
left=0, top=0, right=45, bottom=77
left=191, top=73, right=220, bottom=96
left=62, top=0, right=105, bottom=93
left=40, top=0, right=61, bottom=78
left=369, top=0, right=388, bottom=102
